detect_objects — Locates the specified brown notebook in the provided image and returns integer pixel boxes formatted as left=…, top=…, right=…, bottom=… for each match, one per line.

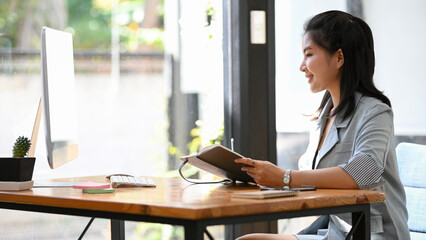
left=231, top=190, right=298, bottom=199
left=180, top=144, right=255, bottom=183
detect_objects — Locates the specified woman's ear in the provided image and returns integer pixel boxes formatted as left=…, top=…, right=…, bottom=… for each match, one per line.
left=336, top=48, right=344, bottom=69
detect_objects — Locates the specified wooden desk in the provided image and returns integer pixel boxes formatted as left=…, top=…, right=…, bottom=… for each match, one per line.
left=0, top=176, right=385, bottom=240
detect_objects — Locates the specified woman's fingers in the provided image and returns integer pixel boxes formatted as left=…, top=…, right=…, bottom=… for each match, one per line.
left=235, top=158, right=255, bottom=167
left=241, top=166, right=254, bottom=172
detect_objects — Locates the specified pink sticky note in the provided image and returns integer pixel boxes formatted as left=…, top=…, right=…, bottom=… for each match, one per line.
left=72, top=181, right=111, bottom=189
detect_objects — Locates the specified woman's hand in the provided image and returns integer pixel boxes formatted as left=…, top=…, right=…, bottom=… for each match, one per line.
left=235, top=159, right=359, bottom=189
left=235, top=158, right=286, bottom=188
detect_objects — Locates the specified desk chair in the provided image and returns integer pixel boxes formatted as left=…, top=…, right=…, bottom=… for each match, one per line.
left=396, top=142, right=426, bottom=239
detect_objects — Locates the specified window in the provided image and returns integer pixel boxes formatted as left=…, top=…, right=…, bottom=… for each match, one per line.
left=0, top=0, right=224, bottom=238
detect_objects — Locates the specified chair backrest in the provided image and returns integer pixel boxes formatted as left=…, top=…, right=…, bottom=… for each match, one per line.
left=396, top=142, right=426, bottom=239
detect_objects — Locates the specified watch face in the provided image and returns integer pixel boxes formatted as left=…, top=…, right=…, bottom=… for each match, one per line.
left=283, top=170, right=291, bottom=184
left=284, top=176, right=290, bottom=184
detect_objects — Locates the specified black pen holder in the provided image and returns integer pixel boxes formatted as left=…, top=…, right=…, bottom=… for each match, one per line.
left=0, top=157, right=36, bottom=181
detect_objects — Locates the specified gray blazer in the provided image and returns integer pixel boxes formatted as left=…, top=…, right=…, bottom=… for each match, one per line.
left=298, top=92, right=410, bottom=240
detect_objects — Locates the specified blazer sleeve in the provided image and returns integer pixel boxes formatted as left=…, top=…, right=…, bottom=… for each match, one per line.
left=339, top=104, right=393, bottom=187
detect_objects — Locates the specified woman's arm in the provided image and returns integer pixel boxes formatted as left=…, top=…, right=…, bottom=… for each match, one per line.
left=291, top=167, right=358, bottom=189
left=235, top=158, right=358, bottom=189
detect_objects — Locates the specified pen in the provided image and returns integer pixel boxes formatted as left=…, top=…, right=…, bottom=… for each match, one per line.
left=231, top=138, right=234, bottom=151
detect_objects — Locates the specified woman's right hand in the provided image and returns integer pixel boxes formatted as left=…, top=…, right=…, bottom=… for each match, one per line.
left=235, top=158, right=286, bottom=188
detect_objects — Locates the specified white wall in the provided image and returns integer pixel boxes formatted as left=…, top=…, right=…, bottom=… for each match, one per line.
left=363, top=0, right=426, bottom=135
left=275, top=0, right=426, bottom=135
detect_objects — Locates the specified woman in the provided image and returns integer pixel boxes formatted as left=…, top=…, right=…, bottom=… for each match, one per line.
left=235, top=10, right=409, bottom=240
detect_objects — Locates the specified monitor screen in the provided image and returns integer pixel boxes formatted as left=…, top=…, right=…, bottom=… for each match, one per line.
left=41, top=27, right=79, bottom=169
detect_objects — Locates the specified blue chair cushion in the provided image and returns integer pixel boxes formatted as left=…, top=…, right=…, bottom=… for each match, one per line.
left=405, top=186, right=426, bottom=232
left=396, top=142, right=426, bottom=234
left=411, top=231, right=426, bottom=240
left=396, top=143, right=426, bottom=188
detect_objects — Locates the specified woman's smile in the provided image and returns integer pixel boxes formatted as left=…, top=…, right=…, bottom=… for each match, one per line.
left=305, top=73, right=314, bottom=83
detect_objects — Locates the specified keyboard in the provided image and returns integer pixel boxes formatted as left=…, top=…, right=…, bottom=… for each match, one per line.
left=109, top=175, right=156, bottom=188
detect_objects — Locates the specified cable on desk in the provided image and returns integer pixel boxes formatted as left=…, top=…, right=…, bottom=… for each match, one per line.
left=179, top=160, right=233, bottom=184
left=78, top=217, right=95, bottom=240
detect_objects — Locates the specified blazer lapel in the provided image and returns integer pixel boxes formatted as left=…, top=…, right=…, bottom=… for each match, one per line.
left=313, top=99, right=337, bottom=169
left=315, top=123, right=339, bottom=168
left=314, top=92, right=363, bottom=169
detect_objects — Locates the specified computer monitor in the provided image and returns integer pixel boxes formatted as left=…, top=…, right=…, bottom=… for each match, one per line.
left=41, top=26, right=79, bottom=169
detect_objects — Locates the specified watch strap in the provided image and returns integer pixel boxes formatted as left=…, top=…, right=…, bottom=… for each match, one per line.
left=283, top=169, right=291, bottom=186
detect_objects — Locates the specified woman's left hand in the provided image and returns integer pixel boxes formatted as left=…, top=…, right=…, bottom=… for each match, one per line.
left=235, top=158, right=286, bottom=188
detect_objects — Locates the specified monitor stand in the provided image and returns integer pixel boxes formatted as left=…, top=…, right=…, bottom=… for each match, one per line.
left=28, top=97, right=42, bottom=158
left=28, top=98, right=83, bottom=188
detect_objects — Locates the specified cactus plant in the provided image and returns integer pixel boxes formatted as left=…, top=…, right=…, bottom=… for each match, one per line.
left=12, top=136, right=31, bottom=157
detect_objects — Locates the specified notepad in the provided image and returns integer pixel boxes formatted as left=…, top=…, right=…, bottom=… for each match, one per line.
left=232, top=190, right=298, bottom=199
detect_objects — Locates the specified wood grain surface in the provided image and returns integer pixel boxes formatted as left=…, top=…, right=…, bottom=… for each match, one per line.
left=0, top=176, right=385, bottom=220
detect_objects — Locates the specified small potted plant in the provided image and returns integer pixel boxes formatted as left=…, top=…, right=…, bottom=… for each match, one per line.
left=0, top=136, right=36, bottom=182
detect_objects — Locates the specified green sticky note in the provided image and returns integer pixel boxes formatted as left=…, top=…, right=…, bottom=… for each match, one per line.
left=83, top=188, right=115, bottom=194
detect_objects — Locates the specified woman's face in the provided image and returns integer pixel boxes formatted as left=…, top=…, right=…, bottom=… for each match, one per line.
left=299, top=33, right=342, bottom=95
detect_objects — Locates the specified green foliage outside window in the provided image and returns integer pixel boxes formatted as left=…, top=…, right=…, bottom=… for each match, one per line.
left=0, top=0, right=164, bottom=51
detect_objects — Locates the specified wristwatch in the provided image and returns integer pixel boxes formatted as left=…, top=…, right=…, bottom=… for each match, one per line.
left=283, top=169, right=291, bottom=186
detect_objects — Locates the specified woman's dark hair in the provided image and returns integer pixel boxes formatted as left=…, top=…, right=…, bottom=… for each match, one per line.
left=304, top=10, right=391, bottom=120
